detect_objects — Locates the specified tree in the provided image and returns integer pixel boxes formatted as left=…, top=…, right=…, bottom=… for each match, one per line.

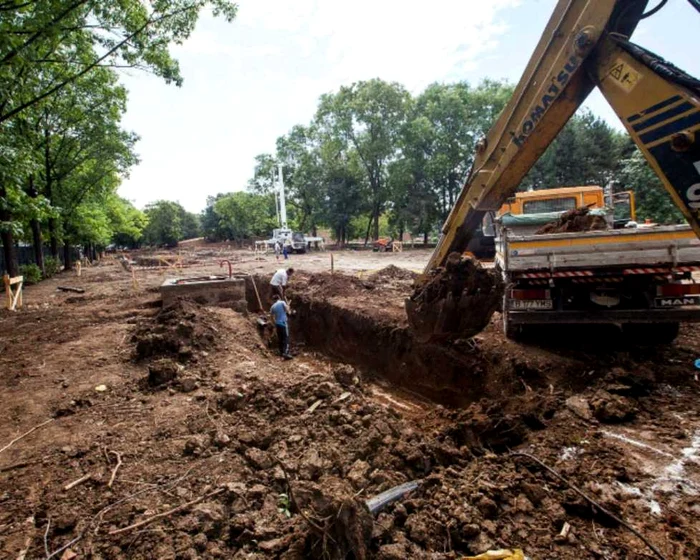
left=107, top=196, right=147, bottom=248
left=142, top=200, right=184, bottom=247
left=618, top=150, right=686, bottom=224
left=522, top=110, right=624, bottom=190
left=212, top=192, right=277, bottom=241
left=0, top=0, right=238, bottom=124
left=316, top=79, right=410, bottom=241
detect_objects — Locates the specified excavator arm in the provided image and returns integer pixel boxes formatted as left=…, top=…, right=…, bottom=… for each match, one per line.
left=409, top=0, right=700, bottom=341
left=425, top=0, right=651, bottom=273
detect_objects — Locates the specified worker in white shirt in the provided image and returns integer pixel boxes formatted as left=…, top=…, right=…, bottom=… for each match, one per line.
left=270, top=267, right=294, bottom=300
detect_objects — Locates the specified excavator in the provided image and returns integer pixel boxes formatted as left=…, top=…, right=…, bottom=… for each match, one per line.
left=406, top=0, right=700, bottom=342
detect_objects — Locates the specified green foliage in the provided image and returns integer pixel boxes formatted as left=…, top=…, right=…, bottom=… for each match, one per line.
left=522, top=110, right=624, bottom=189
left=143, top=200, right=184, bottom=247
left=43, top=257, right=61, bottom=278
left=19, top=264, right=42, bottom=285
left=108, top=197, right=148, bottom=248
left=204, top=192, right=277, bottom=241
left=618, top=150, right=686, bottom=224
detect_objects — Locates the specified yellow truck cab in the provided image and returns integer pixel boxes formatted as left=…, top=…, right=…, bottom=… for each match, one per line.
left=498, top=186, right=605, bottom=216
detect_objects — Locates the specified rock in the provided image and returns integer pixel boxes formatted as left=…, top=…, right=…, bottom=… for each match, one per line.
left=177, top=377, right=198, bottom=393
left=565, top=395, right=593, bottom=421
left=520, top=481, right=547, bottom=505
left=191, top=502, right=225, bottom=538
left=184, top=435, right=209, bottom=456
left=299, top=447, right=327, bottom=480
left=245, top=447, right=273, bottom=470
left=213, top=432, right=230, bottom=448
left=333, top=364, right=360, bottom=388
left=347, top=460, right=371, bottom=489
left=148, top=359, right=179, bottom=386
left=219, top=391, right=244, bottom=412
left=94, top=384, right=108, bottom=392
left=193, top=533, right=208, bottom=552
left=590, top=391, right=637, bottom=423
left=476, top=495, right=499, bottom=519
left=376, top=543, right=409, bottom=560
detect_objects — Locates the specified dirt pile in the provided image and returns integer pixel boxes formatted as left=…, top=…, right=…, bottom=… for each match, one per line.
left=368, top=265, right=417, bottom=284
left=405, top=253, right=504, bottom=341
left=536, top=207, right=608, bottom=234
left=301, top=273, right=375, bottom=299
left=132, top=298, right=218, bottom=363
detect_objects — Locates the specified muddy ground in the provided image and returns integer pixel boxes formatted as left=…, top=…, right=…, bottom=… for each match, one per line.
left=1, top=247, right=699, bottom=559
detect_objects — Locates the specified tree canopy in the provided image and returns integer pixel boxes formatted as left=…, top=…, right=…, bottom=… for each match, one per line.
left=0, top=0, right=238, bottom=276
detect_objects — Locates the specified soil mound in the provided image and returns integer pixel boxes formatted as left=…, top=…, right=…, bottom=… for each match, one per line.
left=536, top=207, right=607, bottom=234
left=302, top=273, right=374, bottom=299
left=132, top=298, right=218, bottom=362
left=406, top=253, right=504, bottom=341
left=368, top=265, right=417, bottom=284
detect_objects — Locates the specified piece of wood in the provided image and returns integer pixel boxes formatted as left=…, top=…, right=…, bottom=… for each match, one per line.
left=4, top=274, right=24, bottom=311
left=108, top=451, right=122, bottom=488
left=330, top=252, right=334, bottom=274
left=304, top=400, right=323, bottom=414
left=57, top=286, right=85, bottom=294
left=248, top=274, right=264, bottom=312
left=64, top=473, right=92, bottom=491
left=0, top=419, right=53, bottom=454
left=108, top=488, right=224, bottom=535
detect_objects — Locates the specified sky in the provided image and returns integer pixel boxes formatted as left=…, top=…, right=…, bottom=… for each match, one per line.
left=117, top=0, right=700, bottom=213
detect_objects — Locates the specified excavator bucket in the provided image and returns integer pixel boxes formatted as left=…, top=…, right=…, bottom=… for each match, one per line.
left=405, top=254, right=504, bottom=343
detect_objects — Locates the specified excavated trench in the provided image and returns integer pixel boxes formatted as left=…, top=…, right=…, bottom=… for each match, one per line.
left=244, top=274, right=532, bottom=408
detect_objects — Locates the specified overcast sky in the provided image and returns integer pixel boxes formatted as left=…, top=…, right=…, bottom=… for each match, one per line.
left=117, top=0, right=700, bottom=213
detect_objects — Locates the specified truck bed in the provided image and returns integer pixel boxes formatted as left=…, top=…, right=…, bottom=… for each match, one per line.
left=496, top=225, right=700, bottom=273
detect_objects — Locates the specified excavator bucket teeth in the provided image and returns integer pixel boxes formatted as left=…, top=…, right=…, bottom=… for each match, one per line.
left=406, top=255, right=504, bottom=343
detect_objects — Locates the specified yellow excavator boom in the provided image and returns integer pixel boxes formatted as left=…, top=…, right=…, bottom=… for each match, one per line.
left=425, top=0, right=655, bottom=273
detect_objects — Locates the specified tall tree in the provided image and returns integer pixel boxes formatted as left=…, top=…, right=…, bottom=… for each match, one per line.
left=316, top=79, right=410, bottom=241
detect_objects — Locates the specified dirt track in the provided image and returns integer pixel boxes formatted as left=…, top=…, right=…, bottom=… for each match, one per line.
left=1, top=247, right=699, bottom=559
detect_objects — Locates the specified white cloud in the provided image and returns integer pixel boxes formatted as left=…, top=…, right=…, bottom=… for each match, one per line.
left=118, top=0, right=522, bottom=212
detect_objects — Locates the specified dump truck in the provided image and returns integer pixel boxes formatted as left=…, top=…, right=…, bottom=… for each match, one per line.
left=407, top=0, right=700, bottom=343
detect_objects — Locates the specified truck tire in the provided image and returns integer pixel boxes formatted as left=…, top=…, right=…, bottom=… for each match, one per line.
left=622, top=322, right=680, bottom=345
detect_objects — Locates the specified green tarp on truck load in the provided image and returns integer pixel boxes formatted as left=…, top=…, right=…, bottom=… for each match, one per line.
left=499, top=208, right=606, bottom=227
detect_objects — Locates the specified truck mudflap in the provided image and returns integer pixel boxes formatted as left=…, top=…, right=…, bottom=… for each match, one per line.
left=508, top=307, right=700, bottom=324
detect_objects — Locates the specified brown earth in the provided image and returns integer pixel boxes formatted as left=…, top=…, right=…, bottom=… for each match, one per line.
left=536, top=207, right=608, bottom=234
left=0, top=252, right=699, bottom=559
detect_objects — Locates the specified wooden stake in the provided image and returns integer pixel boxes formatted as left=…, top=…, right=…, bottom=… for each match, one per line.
left=248, top=274, right=264, bottom=312
left=330, top=253, right=334, bottom=274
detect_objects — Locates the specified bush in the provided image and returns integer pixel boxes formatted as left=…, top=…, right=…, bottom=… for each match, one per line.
left=44, top=256, right=61, bottom=277
left=19, top=264, right=42, bottom=285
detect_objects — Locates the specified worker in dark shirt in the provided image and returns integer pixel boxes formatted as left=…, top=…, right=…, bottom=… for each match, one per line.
left=270, top=294, right=292, bottom=360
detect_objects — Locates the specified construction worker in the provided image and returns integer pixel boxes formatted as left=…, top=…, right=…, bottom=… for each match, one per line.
left=270, top=294, right=292, bottom=360
left=274, top=240, right=281, bottom=261
left=270, top=267, right=294, bottom=300
left=283, top=237, right=292, bottom=259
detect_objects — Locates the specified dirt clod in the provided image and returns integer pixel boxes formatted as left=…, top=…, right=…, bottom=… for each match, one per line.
left=406, top=253, right=503, bottom=341
left=294, top=478, right=373, bottom=560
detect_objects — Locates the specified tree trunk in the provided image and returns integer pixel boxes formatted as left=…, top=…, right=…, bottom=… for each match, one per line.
left=424, top=231, right=428, bottom=245
left=372, top=204, right=379, bottom=242
left=0, top=186, right=19, bottom=277
left=48, top=218, right=59, bottom=258
left=398, top=222, right=404, bottom=243
left=363, top=212, right=373, bottom=247
left=27, top=176, right=45, bottom=274
left=63, top=242, right=73, bottom=272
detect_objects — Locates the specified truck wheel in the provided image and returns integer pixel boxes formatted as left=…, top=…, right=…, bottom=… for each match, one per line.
left=622, top=322, right=680, bottom=345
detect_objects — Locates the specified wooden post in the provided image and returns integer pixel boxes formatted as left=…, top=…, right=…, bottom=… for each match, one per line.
left=76, top=261, right=82, bottom=277
left=131, top=268, right=139, bottom=290
left=4, top=274, right=24, bottom=311
left=330, top=252, right=334, bottom=274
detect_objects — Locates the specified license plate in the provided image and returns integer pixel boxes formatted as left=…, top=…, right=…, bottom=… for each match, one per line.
left=655, top=295, right=700, bottom=307
left=509, top=299, right=553, bottom=310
